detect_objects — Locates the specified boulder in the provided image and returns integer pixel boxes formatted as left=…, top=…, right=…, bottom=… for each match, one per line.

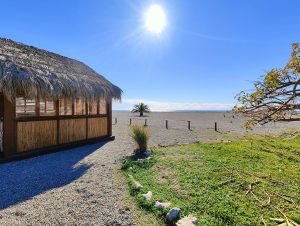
left=166, top=207, right=180, bottom=222
left=154, top=201, right=171, bottom=209
left=176, top=215, right=198, bottom=226
left=142, top=191, right=153, bottom=201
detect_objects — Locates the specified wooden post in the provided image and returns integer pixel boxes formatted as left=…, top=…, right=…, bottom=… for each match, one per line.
left=56, top=100, right=60, bottom=145
left=115, top=117, right=117, bottom=124
left=107, top=99, right=112, bottom=137
left=188, top=121, right=191, bottom=130
left=129, top=118, right=132, bottom=125
left=144, top=119, right=147, bottom=126
left=3, top=96, right=17, bottom=158
left=215, top=122, right=217, bottom=132
left=166, top=120, right=168, bottom=129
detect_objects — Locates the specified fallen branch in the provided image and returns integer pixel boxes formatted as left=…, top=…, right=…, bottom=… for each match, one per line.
left=261, top=192, right=271, bottom=207
left=275, top=193, right=295, bottom=204
left=261, top=216, right=267, bottom=226
left=246, top=180, right=261, bottom=195
left=218, top=178, right=236, bottom=187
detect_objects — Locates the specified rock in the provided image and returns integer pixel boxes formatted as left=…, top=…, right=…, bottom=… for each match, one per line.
left=128, top=175, right=142, bottom=191
left=166, top=207, right=180, bottom=222
left=133, top=181, right=142, bottom=191
left=142, top=191, right=152, bottom=201
left=154, top=201, right=171, bottom=209
left=176, top=215, right=198, bottom=226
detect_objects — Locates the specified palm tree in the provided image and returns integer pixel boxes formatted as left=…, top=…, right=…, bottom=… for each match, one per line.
left=131, top=103, right=150, bottom=117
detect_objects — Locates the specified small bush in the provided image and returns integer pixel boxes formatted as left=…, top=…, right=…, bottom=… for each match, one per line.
left=131, top=124, right=150, bottom=155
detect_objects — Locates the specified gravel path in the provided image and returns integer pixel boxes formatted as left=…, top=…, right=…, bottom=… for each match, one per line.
left=1, top=111, right=299, bottom=225
left=0, top=126, right=135, bottom=226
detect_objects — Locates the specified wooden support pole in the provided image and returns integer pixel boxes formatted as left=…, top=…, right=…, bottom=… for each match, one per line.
left=166, top=120, right=168, bottom=129
left=215, top=122, right=217, bottom=132
left=129, top=118, right=132, bottom=125
left=188, top=121, right=191, bottom=130
left=144, top=119, right=147, bottom=126
left=115, top=117, right=117, bottom=124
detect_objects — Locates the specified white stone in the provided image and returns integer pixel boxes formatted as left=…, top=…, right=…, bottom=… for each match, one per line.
left=154, top=201, right=171, bottom=209
left=142, top=191, right=152, bottom=201
left=133, top=181, right=142, bottom=191
left=166, top=207, right=180, bottom=222
left=176, top=215, right=198, bottom=226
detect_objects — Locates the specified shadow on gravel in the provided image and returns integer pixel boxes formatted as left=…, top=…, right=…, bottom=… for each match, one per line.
left=0, top=142, right=106, bottom=210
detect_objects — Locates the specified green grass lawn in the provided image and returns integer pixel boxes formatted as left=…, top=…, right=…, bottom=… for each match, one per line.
left=122, top=134, right=300, bottom=226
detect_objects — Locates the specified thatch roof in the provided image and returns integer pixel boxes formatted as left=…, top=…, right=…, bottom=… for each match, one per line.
left=0, top=38, right=122, bottom=102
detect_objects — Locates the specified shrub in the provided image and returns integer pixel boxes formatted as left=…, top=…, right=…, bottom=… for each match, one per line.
left=131, top=124, right=150, bottom=155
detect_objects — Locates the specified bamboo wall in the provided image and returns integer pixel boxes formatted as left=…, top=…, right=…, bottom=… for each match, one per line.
left=16, top=116, right=109, bottom=153
left=59, top=118, right=86, bottom=144
left=87, top=117, right=108, bottom=139
left=17, top=121, right=57, bottom=152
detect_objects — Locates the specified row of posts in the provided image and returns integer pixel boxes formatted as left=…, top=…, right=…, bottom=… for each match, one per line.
left=115, top=117, right=218, bottom=132
left=166, top=120, right=217, bottom=131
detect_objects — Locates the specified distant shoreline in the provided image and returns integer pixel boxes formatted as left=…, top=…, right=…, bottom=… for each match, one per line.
left=112, top=110, right=231, bottom=113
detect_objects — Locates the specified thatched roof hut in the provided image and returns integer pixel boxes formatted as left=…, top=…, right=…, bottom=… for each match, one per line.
left=0, top=38, right=121, bottom=162
left=0, top=38, right=122, bottom=102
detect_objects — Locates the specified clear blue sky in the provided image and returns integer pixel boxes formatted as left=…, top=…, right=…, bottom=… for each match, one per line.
left=0, top=0, right=299, bottom=111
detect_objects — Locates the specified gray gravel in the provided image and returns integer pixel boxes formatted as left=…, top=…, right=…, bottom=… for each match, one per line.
left=0, top=127, right=135, bottom=225
left=1, top=111, right=299, bottom=226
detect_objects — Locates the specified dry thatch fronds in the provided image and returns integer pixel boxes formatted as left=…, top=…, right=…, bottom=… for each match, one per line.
left=0, top=38, right=122, bottom=102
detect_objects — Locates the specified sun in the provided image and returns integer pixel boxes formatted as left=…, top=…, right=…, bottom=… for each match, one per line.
left=144, top=4, right=167, bottom=34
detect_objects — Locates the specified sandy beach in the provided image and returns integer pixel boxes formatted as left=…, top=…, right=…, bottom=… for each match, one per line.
left=113, top=111, right=300, bottom=146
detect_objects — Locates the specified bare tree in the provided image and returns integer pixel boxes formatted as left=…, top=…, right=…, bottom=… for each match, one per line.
left=234, top=43, right=300, bottom=128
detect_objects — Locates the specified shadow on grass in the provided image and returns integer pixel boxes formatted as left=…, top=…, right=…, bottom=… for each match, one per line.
left=0, top=142, right=106, bottom=210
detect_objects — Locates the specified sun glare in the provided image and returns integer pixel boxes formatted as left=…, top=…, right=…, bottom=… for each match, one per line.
left=144, top=4, right=167, bottom=34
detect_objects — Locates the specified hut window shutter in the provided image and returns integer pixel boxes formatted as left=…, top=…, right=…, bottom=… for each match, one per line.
left=99, top=99, right=107, bottom=114
left=75, top=98, right=86, bottom=115
left=59, top=99, right=72, bottom=115
left=16, top=97, right=37, bottom=117
left=39, top=99, right=56, bottom=116
left=88, top=101, right=98, bottom=115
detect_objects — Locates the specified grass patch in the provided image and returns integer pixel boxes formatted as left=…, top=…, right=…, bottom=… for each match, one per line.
left=122, top=134, right=300, bottom=225
left=114, top=170, right=163, bottom=226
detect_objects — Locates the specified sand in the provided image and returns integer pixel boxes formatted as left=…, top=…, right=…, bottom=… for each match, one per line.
left=113, top=111, right=300, bottom=146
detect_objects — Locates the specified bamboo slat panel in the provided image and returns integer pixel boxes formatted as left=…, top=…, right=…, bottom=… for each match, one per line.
left=17, top=120, right=57, bottom=152
left=59, top=118, right=86, bottom=144
left=88, top=117, right=107, bottom=139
